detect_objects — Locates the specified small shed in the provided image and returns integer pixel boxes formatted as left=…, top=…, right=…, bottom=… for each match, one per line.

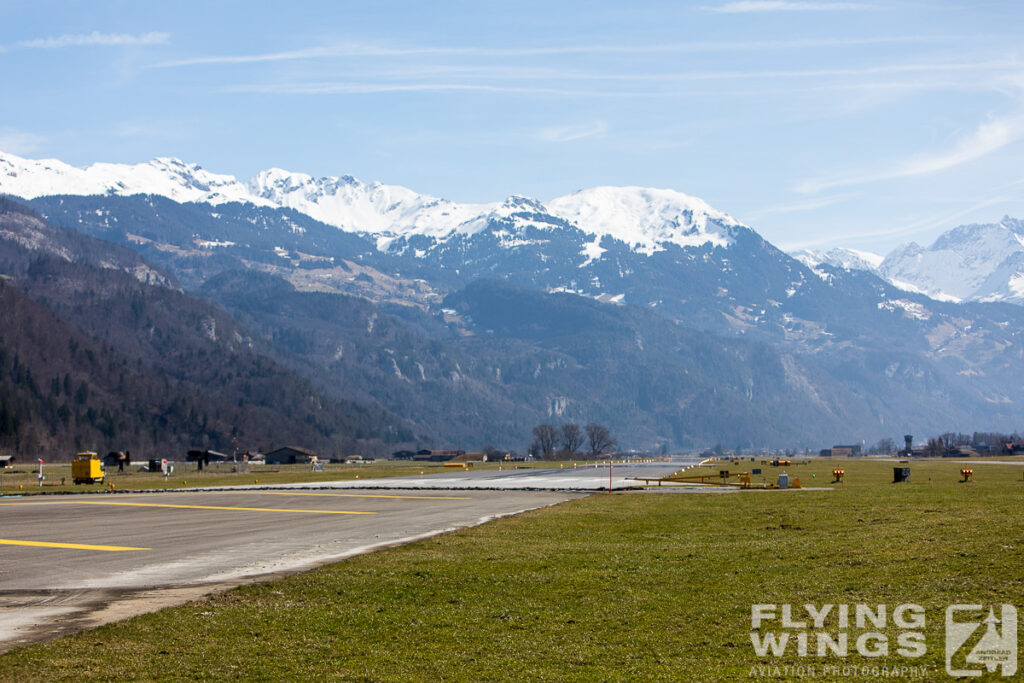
left=0, top=455, right=14, bottom=468
left=412, top=449, right=464, bottom=462
left=186, top=450, right=229, bottom=462
left=265, top=446, right=319, bottom=465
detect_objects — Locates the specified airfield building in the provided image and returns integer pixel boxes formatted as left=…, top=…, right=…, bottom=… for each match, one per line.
left=265, top=446, right=319, bottom=464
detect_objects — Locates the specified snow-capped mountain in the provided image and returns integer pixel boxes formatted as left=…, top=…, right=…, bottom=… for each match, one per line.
left=877, top=217, right=1024, bottom=304
left=0, top=150, right=742, bottom=258
left=791, top=247, right=884, bottom=274
left=545, top=186, right=740, bottom=255
left=248, top=167, right=486, bottom=240
left=0, top=152, right=262, bottom=206
left=790, top=219, right=1024, bottom=306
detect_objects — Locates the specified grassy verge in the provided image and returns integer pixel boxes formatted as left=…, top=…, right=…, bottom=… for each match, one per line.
left=1, top=457, right=1022, bottom=680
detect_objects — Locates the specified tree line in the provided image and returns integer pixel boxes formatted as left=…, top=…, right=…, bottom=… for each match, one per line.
left=868, top=431, right=1022, bottom=456
left=530, top=422, right=617, bottom=460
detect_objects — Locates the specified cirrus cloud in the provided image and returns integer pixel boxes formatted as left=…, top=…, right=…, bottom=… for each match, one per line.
left=538, top=121, right=609, bottom=142
left=707, top=1, right=870, bottom=12
left=16, top=31, right=169, bottom=50
left=798, top=110, right=1024, bottom=193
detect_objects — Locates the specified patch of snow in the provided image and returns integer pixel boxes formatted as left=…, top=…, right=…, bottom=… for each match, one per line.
left=196, top=238, right=236, bottom=248
left=877, top=299, right=931, bottom=320
left=887, top=278, right=961, bottom=302
left=1010, top=273, right=1024, bottom=298
left=580, top=236, right=605, bottom=267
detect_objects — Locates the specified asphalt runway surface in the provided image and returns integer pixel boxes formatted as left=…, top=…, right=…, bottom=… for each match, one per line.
left=0, top=487, right=579, bottom=651
left=260, top=458, right=696, bottom=492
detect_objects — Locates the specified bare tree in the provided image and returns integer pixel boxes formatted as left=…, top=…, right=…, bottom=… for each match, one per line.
left=560, top=423, right=584, bottom=456
left=940, top=432, right=957, bottom=452
left=532, top=424, right=558, bottom=460
left=924, top=437, right=945, bottom=458
left=869, top=437, right=895, bottom=455
left=586, top=423, right=617, bottom=458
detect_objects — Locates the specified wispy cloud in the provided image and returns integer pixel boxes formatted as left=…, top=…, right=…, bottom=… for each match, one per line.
left=0, top=127, right=46, bottom=155
left=798, top=109, right=1024, bottom=193
left=538, top=122, right=608, bottom=142
left=748, top=193, right=857, bottom=219
left=154, top=35, right=940, bottom=69
left=707, top=1, right=870, bottom=13
left=222, top=82, right=628, bottom=97
left=214, top=57, right=1017, bottom=104
left=782, top=194, right=1014, bottom=250
left=16, top=31, right=169, bottom=50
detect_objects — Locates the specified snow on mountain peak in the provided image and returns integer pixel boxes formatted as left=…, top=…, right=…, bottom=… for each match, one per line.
left=0, top=150, right=749, bottom=259
left=248, top=166, right=489, bottom=236
left=879, top=219, right=1024, bottom=303
left=791, top=247, right=884, bottom=273
left=545, top=186, right=742, bottom=255
left=0, top=149, right=264, bottom=206
left=500, top=194, right=546, bottom=213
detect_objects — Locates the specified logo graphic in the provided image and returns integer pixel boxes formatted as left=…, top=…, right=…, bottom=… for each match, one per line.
left=946, top=604, right=1017, bottom=677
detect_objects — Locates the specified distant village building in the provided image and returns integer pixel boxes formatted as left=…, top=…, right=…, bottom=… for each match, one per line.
left=265, top=446, right=319, bottom=464
left=412, top=449, right=464, bottom=462
left=391, top=450, right=416, bottom=460
left=186, top=450, right=229, bottom=462
left=819, top=445, right=862, bottom=457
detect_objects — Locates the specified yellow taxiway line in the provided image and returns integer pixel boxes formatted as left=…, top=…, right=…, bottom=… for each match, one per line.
left=0, top=500, right=375, bottom=515
left=0, top=538, right=149, bottom=552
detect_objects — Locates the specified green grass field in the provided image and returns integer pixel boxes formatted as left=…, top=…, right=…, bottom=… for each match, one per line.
left=1, top=457, right=1022, bottom=681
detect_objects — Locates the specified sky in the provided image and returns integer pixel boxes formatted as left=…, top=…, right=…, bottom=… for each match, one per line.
left=2, top=0, right=1023, bottom=254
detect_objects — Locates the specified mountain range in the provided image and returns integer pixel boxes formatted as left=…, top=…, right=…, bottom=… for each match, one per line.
left=7, top=150, right=1021, bottom=307
left=1, top=150, right=1022, bottom=453
left=793, top=217, right=1024, bottom=306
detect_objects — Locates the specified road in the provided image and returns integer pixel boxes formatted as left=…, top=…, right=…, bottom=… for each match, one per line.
left=0, top=487, right=578, bottom=651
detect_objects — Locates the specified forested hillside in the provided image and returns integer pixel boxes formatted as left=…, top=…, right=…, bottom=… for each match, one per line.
left=0, top=200, right=412, bottom=459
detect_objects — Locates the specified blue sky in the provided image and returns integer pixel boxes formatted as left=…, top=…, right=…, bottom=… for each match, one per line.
left=2, top=0, right=1023, bottom=254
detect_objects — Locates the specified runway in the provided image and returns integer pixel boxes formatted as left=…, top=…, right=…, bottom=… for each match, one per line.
left=0, top=487, right=578, bottom=651
left=231, top=458, right=694, bottom=492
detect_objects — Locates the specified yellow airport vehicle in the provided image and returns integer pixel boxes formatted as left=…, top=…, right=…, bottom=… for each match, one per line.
left=72, top=452, right=105, bottom=485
